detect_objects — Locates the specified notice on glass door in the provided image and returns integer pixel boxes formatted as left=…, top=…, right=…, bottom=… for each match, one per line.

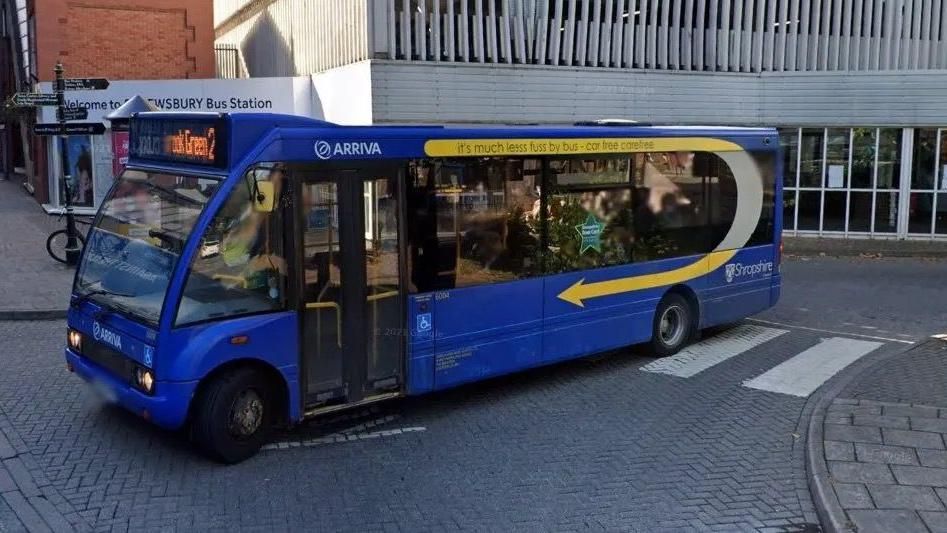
left=828, top=165, right=845, bottom=188
left=942, top=165, right=947, bottom=190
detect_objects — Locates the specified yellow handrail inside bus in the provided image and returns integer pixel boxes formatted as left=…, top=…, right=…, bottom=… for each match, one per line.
left=306, top=301, right=342, bottom=348
left=213, top=274, right=247, bottom=288
left=366, top=290, right=399, bottom=302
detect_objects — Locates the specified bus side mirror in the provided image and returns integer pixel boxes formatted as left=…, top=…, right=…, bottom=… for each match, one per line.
left=253, top=181, right=275, bottom=213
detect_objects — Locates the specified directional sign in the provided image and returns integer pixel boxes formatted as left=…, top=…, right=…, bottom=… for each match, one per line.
left=11, top=92, right=57, bottom=107
left=57, top=107, right=89, bottom=121
left=64, top=78, right=109, bottom=91
left=34, top=122, right=106, bottom=136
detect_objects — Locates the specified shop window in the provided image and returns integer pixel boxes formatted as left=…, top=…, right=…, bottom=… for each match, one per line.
left=406, top=158, right=542, bottom=292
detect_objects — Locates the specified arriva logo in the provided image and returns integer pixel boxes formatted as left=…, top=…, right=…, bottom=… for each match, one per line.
left=724, top=261, right=774, bottom=283
left=92, top=321, right=123, bottom=351
left=314, top=140, right=382, bottom=160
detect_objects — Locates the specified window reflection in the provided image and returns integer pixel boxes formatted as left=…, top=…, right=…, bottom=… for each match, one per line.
left=176, top=165, right=287, bottom=326
left=877, top=129, right=902, bottom=189
left=800, top=129, right=825, bottom=188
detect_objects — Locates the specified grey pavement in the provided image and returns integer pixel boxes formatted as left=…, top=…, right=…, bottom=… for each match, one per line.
left=810, top=339, right=947, bottom=533
left=0, top=178, right=75, bottom=318
left=783, top=237, right=947, bottom=259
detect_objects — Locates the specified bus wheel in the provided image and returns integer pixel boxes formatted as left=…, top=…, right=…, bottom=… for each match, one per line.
left=191, top=367, right=273, bottom=464
left=650, top=293, right=695, bottom=357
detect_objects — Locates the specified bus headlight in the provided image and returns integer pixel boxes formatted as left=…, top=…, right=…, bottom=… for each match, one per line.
left=135, top=367, right=155, bottom=395
left=67, top=329, right=83, bottom=353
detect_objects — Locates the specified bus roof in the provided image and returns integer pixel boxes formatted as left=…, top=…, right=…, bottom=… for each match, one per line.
left=126, top=112, right=778, bottom=175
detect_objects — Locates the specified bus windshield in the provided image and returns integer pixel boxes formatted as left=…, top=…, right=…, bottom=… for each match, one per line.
left=74, top=170, right=221, bottom=325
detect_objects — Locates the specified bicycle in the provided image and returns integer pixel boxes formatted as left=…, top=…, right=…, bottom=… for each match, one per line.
left=46, top=176, right=93, bottom=265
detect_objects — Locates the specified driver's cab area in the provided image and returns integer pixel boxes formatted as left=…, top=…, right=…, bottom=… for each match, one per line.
left=174, top=163, right=289, bottom=327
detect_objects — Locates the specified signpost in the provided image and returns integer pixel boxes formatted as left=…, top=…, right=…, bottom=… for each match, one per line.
left=56, top=107, right=89, bottom=122
left=63, top=78, right=110, bottom=91
left=34, top=123, right=105, bottom=136
left=11, top=92, right=58, bottom=107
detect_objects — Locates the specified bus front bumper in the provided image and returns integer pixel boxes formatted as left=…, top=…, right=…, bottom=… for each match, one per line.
left=65, top=348, right=196, bottom=430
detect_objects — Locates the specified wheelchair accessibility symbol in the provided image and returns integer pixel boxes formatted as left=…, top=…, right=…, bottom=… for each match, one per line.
left=417, top=313, right=432, bottom=333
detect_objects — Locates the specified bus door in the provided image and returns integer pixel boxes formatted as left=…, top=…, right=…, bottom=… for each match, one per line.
left=296, top=165, right=405, bottom=406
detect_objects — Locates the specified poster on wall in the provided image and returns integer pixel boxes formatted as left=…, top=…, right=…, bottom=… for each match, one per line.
left=59, top=136, right=95, bottom=208
left=93, top=136, right=113, bottom=206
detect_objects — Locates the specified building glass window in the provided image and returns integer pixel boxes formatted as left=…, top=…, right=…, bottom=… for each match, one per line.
left=783, top=189, right=797, bottom=231
left=936, top=194, right=947, bottom=235
left=912, top=129, right=938, bottom=190
left=825, top=129, right=850, bottom=189
left=874, top=192, right=900, bottom=233
left=908, top=129, right=939, bottom=234
left=909, top=193, right=935, bottom=234
left=799, top=129, right=825, bottom=188
left=849, top=192, right=872, bottom=232
left=877, top=129, right=902, bottom=190
left=851, top=128, right=876, bottom=189
left=797, top=190, right=821, bottom=231
left=822, top=191, right=846, bottom=232
left=779, top=129, right=798, bottom=188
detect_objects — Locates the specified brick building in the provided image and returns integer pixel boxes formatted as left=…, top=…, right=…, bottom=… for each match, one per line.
left=9, top=0, right=213, bottom=203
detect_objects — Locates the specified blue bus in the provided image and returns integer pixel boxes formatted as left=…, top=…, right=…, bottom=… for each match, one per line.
left=65, top=113, right=782, bottom=462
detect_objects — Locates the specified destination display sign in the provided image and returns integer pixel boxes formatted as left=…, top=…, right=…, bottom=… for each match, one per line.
left=129, top=117, right=228, bottom=168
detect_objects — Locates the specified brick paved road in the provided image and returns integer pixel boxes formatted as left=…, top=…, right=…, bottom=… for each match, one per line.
left=0, top=256, right=941, bottom=532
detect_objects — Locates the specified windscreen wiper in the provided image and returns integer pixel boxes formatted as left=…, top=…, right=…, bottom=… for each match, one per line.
left=71, top=287, right=135, bottom=309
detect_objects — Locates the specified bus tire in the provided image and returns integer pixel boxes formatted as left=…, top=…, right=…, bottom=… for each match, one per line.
left=650, top=293, right=695, bottom=358
left=191, top=367, right=273, bottom=464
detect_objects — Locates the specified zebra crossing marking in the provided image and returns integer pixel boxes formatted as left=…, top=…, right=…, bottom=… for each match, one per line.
left=641, top=324, right=789, bottom=378
left=742, top=337, right=882, bottom=397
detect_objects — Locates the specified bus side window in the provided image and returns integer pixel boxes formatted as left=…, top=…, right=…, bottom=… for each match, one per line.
left=633, top=151, right=738, bottom=260
left=406, top=157, right=542, bottom=292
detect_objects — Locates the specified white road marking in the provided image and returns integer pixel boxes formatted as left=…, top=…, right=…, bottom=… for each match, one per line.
left=641, top=325, right=789, bottom=378
left=746, top=318, right=915, bottom=345
left=743, top=337, right=882, bottom=397
left=263, top=426, right=426, bottom=451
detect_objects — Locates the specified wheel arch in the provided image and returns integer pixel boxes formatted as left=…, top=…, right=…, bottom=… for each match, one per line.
left=188, top=357, right=291, bottom=427
left=664, top=283, right=702, bottom=330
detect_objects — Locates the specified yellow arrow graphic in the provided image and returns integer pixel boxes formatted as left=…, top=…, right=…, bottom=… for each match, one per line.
left=557, top=250, right=738, bottom=307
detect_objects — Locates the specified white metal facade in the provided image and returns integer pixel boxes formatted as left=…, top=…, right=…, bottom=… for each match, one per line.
left=373, top=0, right=947, bottom=72
left=216, top=0, right=947, bottom=76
